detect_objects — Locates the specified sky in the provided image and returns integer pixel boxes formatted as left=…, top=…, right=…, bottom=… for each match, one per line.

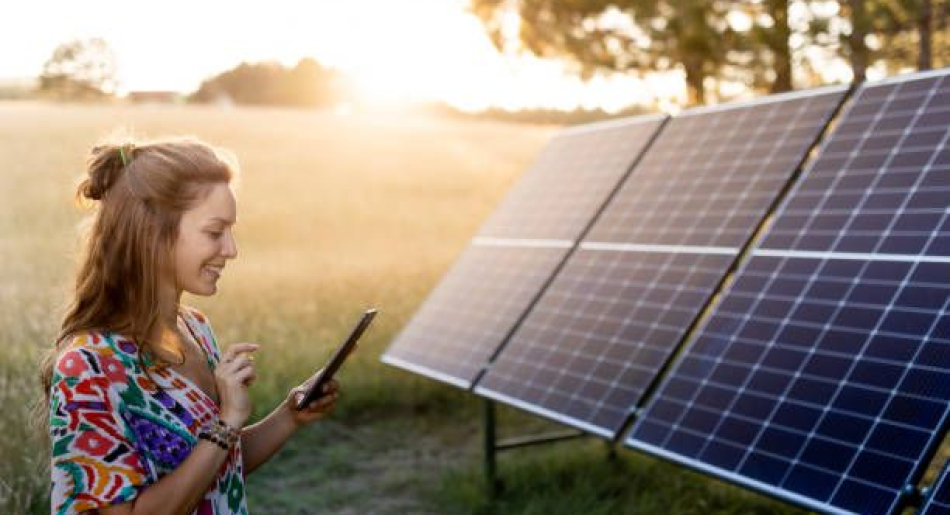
left=0, top=0, right=687, bottom=111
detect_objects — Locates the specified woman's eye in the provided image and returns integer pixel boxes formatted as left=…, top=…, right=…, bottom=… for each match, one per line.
left=206, top=231, right=223, bottom=239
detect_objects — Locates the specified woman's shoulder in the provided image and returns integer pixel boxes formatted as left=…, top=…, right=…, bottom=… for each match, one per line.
left=180, top=304, right=212, bottom=327
left=53, top=330, right=141, bottom=382
left=179, top=305, right=222, bottom=357
left=59, top=329, right=139, bottom=354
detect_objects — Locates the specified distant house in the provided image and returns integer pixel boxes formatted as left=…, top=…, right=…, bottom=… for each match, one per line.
left=126, top=91, right=182, bottom=104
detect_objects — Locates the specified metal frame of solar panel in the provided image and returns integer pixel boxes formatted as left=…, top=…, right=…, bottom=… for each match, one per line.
left=628, top=68, right=950, bottom=515
left=920, top=461, right=950, bottom=515
left=382, top=115, right=668, bottom=388
left=474, top=85, right=849, bottom=437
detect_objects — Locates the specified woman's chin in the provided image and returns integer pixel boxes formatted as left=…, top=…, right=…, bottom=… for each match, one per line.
left=185, top=281, right=218, bottom=297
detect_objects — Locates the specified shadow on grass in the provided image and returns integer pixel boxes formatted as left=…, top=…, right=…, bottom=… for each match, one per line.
left=248, top=366, right=813, bottom=515
left=427, top=439, right=810, bottom=515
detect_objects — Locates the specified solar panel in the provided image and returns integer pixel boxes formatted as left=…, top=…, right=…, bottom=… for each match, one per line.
left=475, top=86, right=849, bottom=435
left=628, top=69, right=950, bottom=515
left=382, top=245, right=567, bottom=386
left=383, top=115, right=667, bottom=387
left=921, top=461, right=950, bottom=515
left=477, top=117, right=665, bottom=241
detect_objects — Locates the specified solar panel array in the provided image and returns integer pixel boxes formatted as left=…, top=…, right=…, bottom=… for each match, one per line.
left=475, top=87, right=849, bottom=436
left=382, top=67, right=950, bottom=515
left=628, top=70, right=950, bottom=515
left=382, top=116, right=667, bottom=387
left=920, top=461, right=950, bottom=515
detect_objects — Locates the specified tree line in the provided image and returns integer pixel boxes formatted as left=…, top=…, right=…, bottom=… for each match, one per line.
left=471, top=0, right=948, bottom=105
left=34, top=2, right=947, bottom=109
left=188, top=59, right=344, bottom=107
left=34, top=39, right=344, bottom=107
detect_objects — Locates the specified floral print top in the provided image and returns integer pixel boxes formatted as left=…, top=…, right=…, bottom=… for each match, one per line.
left=49, top=307, right=248, bottom=515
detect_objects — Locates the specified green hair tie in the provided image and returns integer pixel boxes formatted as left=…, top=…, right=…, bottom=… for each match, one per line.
left=118, top=147, right=129, bottom=167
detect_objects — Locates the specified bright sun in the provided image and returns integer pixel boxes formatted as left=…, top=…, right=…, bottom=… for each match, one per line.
left=1, top=0, right=674, bottom=111
left=307, top=0, right=509, bottom=110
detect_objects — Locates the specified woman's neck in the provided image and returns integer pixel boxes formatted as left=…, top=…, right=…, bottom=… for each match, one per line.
left=158, top=283, right=183, bottom=326
left=149, top=282, right=184, bottom=350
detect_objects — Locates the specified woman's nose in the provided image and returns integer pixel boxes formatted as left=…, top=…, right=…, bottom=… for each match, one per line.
left=222, top=230, right=238, bottom=259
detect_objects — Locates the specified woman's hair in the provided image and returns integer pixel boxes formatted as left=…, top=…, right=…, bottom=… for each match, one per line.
left=38, top=135, right=238, bottom=407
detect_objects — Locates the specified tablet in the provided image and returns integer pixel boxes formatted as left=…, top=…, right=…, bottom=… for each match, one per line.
left=294, top=308, right=378, bottom=411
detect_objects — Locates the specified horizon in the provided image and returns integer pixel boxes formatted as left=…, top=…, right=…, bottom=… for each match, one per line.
left=0, top=0, right=681, bottom=113
left=2, top=0, right=899, bottom=113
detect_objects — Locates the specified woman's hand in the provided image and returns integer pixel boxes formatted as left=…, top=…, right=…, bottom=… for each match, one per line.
left=286, top=373, right=340, bottom=427
left=216, top=343, right=259, bottom=428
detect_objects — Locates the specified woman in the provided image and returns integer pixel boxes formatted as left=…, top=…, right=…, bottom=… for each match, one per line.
left=41, top=136, right=339, bottom=514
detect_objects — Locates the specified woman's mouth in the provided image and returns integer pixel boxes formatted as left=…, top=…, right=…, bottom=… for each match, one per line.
left=203, top=265, right=223, bottom=279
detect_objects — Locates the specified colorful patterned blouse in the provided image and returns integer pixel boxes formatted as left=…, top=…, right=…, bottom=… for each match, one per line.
left=49, top=307, right=248, bottom=515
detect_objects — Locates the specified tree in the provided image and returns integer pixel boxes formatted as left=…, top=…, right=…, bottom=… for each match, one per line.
left=190, top=58, right=341, bottom=107
left=847, top=0, right=871, bottom=81
left=748, top=0, right=795, bottom=93
left=285, top=58, right=340, bottom=106
left=869, top=0, right=949, bottom=71
left=919, top=0, right=933, bottom=69
left=472, top=0, right=750, bottom=105
left=809, top=0, right=949, bottom=83
left=39, top=38, right=118, bottom=100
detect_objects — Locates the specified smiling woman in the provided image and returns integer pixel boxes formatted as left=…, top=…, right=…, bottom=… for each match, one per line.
left=37, top=135, right=344, bottom=515
left=175, top=184, right=238, bottom=296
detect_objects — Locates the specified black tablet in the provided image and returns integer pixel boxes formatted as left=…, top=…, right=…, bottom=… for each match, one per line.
left=294, top=308, right=377, bottom=411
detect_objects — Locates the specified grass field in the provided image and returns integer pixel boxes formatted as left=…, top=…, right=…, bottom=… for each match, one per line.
left=0, top=101, right=937, bottom=514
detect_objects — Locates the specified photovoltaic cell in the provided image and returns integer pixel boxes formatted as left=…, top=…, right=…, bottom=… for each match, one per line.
left=476, top=249, right=734, bottom=434
left=630, top=255, right=950, bottom=513
left=920, top=461, right=950, bottom=515
left=476, top=86, right=848, bottom=435
left=478, top=116, right=667, bottom=241
left=382, top=245, right=566, bottom=386
left=586, top=88, right=848, bottom=248
left=629, top=69, right=950, bottom=515
left=383, top=116, right=667, bottom=387
left=761, top=72, right=950, bottom=256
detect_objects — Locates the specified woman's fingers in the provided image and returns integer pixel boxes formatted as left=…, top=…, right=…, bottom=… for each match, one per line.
left=312, top=395, right=338, bottom=413
left=231, top=356, right=256, bottom=372
left=221, top=343, right=259, bottom=363
left=317, top=379, right=338, bottom=394
left=303, top=388, right=340, bottom=412
left=294, top=383, right=341, bottom=413
left=216, top=345, right=258, bottom=390
left=220, top=357, right=248, bottom=373
left=234, top=366, right=256, bottom=386
left=215, top=345, right=258, bottom=428
left=219, top=348, right=257, bottom=372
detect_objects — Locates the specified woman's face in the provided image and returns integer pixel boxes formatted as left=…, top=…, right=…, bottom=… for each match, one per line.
left=173, top=182, right=238, bottom=296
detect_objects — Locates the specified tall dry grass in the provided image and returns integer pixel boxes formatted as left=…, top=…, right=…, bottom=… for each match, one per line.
left=0, top=101, right=552, bottom=513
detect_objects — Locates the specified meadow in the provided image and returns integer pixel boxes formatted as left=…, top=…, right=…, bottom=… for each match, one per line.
left=2, top=101, right=815, bottom=514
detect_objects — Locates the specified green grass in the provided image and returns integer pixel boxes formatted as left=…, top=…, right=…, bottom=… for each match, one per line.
left=433, top=442, right=802, bottom=515
left=0, top=101, right=933, bottom=515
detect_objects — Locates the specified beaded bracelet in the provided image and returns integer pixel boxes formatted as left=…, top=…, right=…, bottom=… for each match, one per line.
left=198, top=418, right=240, bottom=451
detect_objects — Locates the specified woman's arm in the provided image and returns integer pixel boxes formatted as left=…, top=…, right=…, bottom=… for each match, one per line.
left=242, top=378, right=340, bottom=474
left=99, top=343, right=259, bottom=515
left=99, top=440, right=230, bottom=515
left=241, top=399, right=300, bottom=474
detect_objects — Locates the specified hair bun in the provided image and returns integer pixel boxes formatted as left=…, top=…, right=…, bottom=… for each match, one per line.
left=79, top=143, right=135, bottom=201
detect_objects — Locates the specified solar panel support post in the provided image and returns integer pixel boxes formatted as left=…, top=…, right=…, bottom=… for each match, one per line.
left=483, top=398, right=590, bottom=498
left=484, top=399, right=501, bottom=498
left=605, top=441, right=618, bottom=462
